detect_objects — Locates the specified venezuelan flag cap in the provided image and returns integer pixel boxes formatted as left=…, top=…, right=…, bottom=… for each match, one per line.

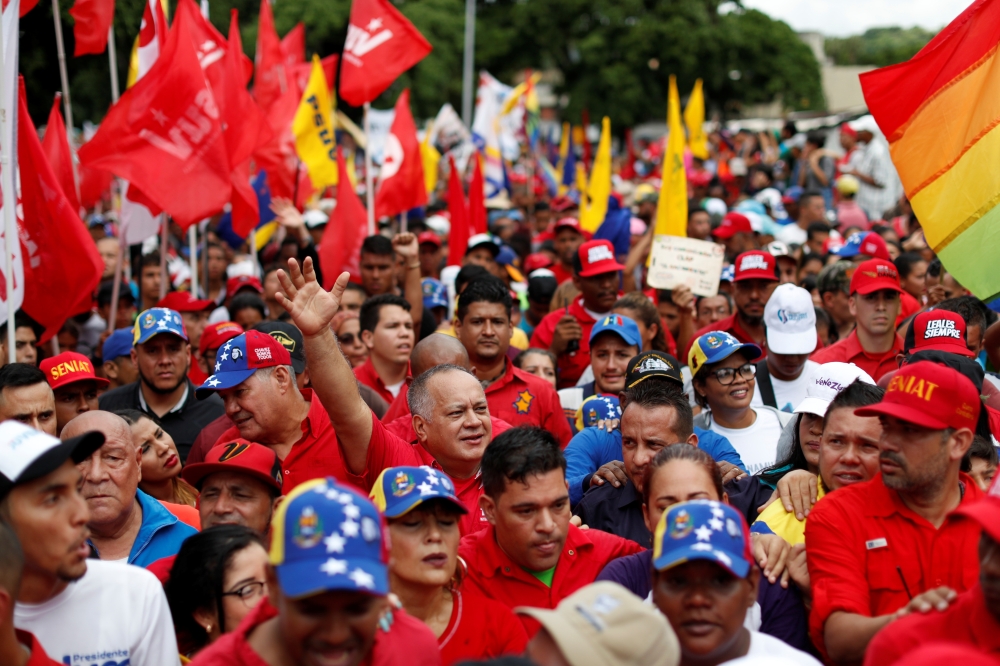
left=687, top=331, right=761, bottom=376
left=370, top=466, right=467, bottom=519
left=270, top=478, right=388, bottom=599
left=653, top=500, right=753, bottom=578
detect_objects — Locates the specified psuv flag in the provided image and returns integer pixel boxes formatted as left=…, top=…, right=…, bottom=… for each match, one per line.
left=375, top=89, right=426, bottom=218
left=293, top=55, right=339, bottom=190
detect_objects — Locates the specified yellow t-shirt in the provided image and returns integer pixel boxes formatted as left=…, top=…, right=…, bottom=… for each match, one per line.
left=751, top=478, right=827, bottom=546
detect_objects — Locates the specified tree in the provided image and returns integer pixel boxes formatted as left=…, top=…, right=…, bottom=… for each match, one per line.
left=825, top=27, right=935, bottom=68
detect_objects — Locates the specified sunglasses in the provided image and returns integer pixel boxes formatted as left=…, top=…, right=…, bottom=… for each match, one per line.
left=339, top=333, right=358, bottom=345
left=707, top=363, right=756, bottom=386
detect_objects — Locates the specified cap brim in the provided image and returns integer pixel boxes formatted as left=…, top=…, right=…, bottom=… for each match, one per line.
left=853, top=281, right=904, bottom=296
left=289, top=357, right=306, bottom=374
left=766, top=329, right=817, bottom=355
left=590, top=329, right=642, bottom=348
left=626, top=371, right=683, bottom=389
left=793, top=397, right=830, bottom=417
left=712, top=228, right=737, bottom=240
left=383, top=493, right=468, bottom=519
left=136, top=330, right=189, bottom=345
left=578, top=262, right=625, bottom=278
left=914, top=342, right=976, bottom=358
left=854, top=402, right=949, bottom=430
left=466, top=243, right=500, bottom=257
left=733, top=271, right=778, bottom=282
left=50, top=375, right=112, bottom=391
left=196, top=368, right=257, bottom=399
left=181, top=460, right=282, bottom=492
left=515, top=607, right=609, bottom=666
left=274, top=557, right=388, bottom=599
left=708, top=343, right=762, bottom=365
left=652, top=545, right=751, bottom=579
left=4, top=431, right=106, bottom=498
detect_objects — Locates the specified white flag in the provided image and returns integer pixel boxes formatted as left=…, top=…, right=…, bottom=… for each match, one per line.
left=0, top=0, right=24, bottom=328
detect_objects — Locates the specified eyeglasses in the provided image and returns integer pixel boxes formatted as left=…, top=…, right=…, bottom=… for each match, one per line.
left=222, top=581, right=267, bottom=607
left=339, top=333, right=357, bottom=345
left=707, top=363, right=756, bottom=386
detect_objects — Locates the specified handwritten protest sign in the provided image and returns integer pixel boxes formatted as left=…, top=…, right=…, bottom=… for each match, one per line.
left=647, top=235, right=725, bottom=297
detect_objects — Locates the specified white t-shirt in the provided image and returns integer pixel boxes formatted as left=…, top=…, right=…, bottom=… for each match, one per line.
left=722, top=630, right=823, bottom=665
left=711, top=409, right=784, bottom=476
left=751, top=360, right=819, bottom=413
left=385, top=380, right=405, bottom=398
left=15, top=559, right=180, bottom=666
left=774, top=223, right=807, bottom=246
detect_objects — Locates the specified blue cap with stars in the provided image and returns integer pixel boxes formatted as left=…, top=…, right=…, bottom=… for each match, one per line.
left=369, top=466, right=468, bottom=519
left=575, top=395, right=621, bottom=432
left=652, top=500, right=753, bottom=578
left=132, top=308, right=188, bottom=345
left=195, top=330, right=292, bottom=400
left=270, top=478, right=389, bottom=599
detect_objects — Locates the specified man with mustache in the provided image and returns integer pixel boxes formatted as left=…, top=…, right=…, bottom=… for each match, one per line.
left=530, top=239, right=625, bottom=388
left=805, top=362, right=984, bottom=663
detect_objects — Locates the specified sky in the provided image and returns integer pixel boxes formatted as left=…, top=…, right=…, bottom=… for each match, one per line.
left=739, top=0, right=969, bottom=36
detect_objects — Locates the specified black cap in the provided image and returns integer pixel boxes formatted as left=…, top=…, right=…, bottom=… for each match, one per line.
left=254, top=322, right=306, bottom=374
left=625, top=351, right=683, bottom=389
left=0, top=422, right=105, bottom=499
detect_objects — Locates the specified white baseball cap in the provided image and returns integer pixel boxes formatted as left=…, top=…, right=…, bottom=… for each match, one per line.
left=794, top=362, right=876, bottom=417
left=764, top=284, right=817, bottom=354
left=0, top=421, right=105, bottom=499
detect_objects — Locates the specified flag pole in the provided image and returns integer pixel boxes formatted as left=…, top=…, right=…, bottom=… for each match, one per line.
left=400, top=210, right=407, bottom=234
left=188, top=226, right=198, bottom=296
left=0, top=7, right=12, bottom=363
left=107, top=27, right=120, bottom=103
left=249, top=229, right=259, bottom=277
left=107, top=186, right=124, bottom=332
left=50, top=0, right=82, bottom=207
left=159, top=215, right=168, bottom=299
left=460, top=0, right=476, bottom=127
left=363, top=101, right=375, bottom=236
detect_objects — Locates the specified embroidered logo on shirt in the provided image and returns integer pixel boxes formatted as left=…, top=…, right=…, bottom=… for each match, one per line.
left=865, top=537, right=888, bottom=550
left=514, top=390, right=535, bottom=414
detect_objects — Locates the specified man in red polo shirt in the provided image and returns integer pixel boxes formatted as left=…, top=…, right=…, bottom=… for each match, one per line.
left=459, top=427, right=642, bottom=633
left=810, top=258, right=904, bottom=382
left=157, top=291, right=216, bottom=385
left=805, top=361, right=984, bottom=663
left=687, top=250, right=778, bottom=361
left=454, top=277, right=572, bottom=446
left=864, top=477, right=1000, bottom=665
left=354, top=294, right=414, bottom=404
left=530, top=239, right=623, bottom=389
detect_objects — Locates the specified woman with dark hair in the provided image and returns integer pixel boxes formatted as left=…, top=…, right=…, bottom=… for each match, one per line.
left=513, top=348, right=558, bottom=389
left=164, top=525, right=268, bottom=658
left=613, top=292, right=668, bottom=353
left=115, top=409, right=198, bottom=506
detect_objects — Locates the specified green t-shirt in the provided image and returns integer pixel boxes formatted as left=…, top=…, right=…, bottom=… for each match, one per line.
left=524, top=566, right=556, bottom=587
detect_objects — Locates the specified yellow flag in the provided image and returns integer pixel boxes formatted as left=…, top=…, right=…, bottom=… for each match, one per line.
left=420, top=121, right=440, bottom=195
left=653, top=76, right=688, bottom=237
left=580, top=117, right=611, bottom=233
left=292, top=55, right=339, bottom=189
left=684, top=78, right=708, bottom=160
left=555, top=122, right=571, bottom=194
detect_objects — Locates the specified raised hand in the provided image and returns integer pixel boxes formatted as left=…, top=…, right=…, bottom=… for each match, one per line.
left=392, top=232, right=419, bottom=262
left=275, top=257, right=350, bottom=337
left=270, top=197, right=306, bottom=230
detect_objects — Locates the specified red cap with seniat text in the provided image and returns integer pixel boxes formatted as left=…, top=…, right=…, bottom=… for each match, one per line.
left=854, top=361, right=981, bottom=431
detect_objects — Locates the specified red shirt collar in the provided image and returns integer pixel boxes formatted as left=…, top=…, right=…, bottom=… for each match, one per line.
left=467, top=523, right=595, bottom=580
left=866, top=471, right=983, bottom=522
left=844, top=330, right=904, bottom=361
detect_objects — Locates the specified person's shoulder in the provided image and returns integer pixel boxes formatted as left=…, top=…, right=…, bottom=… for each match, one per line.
left=97, top=381, right=138, bottom=408
left=809, top=475, right=880, bottom=523
left=374, top=607, right=442, bottom=666
left=749, top=630, right=823, bottom=664
left=809, top=337, right=848, bottom=361
left=87, top=559, right=163, bottom=590
left=567, top=426, right=616, bottom=450
left=575, top=478, right=620, bottom=513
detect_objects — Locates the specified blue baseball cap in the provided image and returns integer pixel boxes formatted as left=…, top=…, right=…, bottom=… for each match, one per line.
left=720, top=265, right=735, bottom=283
left=369, top=466, right=467, bottom=519
left=102, top=328, right=133, bottom=360
left=132, top=308, right=189, bottom=346
left=589, top=314, right=642, bottom=347
left=831, top=231, right=891, bottom=261
left=576, top=395, right=621, bottom=432
left=495, top=245, right=518, bottom=267
left=196, top=330, right=292, bottom=399
left=270, top=478, right=388, bottom=599
left=653, top=500, right=753, bottom=578
left=421, top=278, right=448, bottom=311
left=687, top=331, right=761, bottom=376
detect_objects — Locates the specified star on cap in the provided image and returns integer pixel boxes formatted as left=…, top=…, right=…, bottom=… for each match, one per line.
left=341, top=519, right=360, bottom=538
left=324, top=488, right=344, bottom=502
left=207, top=377, right=221, bottom=387
left=319, top=558, right=348, bottom=576
left=691, top=542, right=713, bottom=552
left=417, top=482, right=434, bottom=495
left=426, top=473, right=441, bottom=486
left=342, top=504, right=361, bottom=520
left=220, top=351, right=229, bottom=361
left=336, top=494, right=353, bottom=505
left=714, top=551, right=733, bottom=566
left=156, top=318, right=170, bottom=330
left=708, top=517, right=724, bottom=531
left=349, top=568, right=375, bottom=589
left=324, top=532, right=346, bottom=554
left=711, top=506, right=725, bottom=519
left=215, top=362, right=221, bottom=372
left=694, top=525, right=713, bottom=542
left=223, top=341, right=233, bottom=351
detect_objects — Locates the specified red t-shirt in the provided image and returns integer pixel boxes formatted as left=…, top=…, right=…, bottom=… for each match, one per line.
left=897, top=291, right=922, bottom=327
left=354, top=358, right=406, bottom=405
left=188, top=598, right=442, bottom=666
left=17, top=630, right=62, bottom=666
left=439, top=588, right=527, bottom=665
left=805, top=472, right=983, bottom=660
left=458, top=523, right=643, bottom=635
left=212, top=389, right=353, bottom=493
left=484, top=363, right=572, bottom=447
left=549, top=262, right=573, bottom=285
left=530, top=298, right=601, bottom=389
left=809, top=330, right=904, bottom=383
left=361, top=412, right=489, bottom=535
left=864, top=584, right=1000, bottom=666
left=384, top=414, right=512, bottom=446
left=382, top=384, right=411, bottom=423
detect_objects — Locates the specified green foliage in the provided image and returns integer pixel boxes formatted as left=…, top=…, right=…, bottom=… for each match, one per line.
left=825, top=27, right=936, bottom=68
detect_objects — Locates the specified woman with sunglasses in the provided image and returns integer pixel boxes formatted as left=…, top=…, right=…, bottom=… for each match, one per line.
left=690, top=331, right=793, bottom=476
left=164, top=525, right=269, bottom=660
left=331, top=310, right=369, bottom=368
left=371, top=466, right=527, bottom=665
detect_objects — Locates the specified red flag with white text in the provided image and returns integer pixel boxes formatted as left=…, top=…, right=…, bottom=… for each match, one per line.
left=339, top=0, right=431, bottom=107
left=319, top=148, right=367, bottom=287
left=374, top=89, right=426, bottom=219
left=40, top=94, right=81, bottom=215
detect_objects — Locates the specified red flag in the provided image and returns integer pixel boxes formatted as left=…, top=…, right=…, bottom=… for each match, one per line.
left=446, top=156, right=470, bottom=267
left=2, top=0, right=39, bottom=16
left=40, top=94, right=80, bottom=214
left=253, top=0, right=287, bottom=112
left=374, top=89, right=426, bottom=219
left=620, top=128, right=636, bottom=180
left=319, top=148, right=366, bottom=288
left=78, top=161, right=113, bottom=209
left=291, top=54, right=338, bottom=98
left=468, top=152, right=486, bottom=235
left=253, top=84, right=299, bottom=200
left=77, top=5, right=232, bottom=229
left=339, top=0, right=432, bottom=107
left=280, top=23, right=305, bottom=68
left=69, top=0, right=115, bottom=56
left=17, top=80, right=103, bottom=341
left=581, top=108, right=592, bottom=168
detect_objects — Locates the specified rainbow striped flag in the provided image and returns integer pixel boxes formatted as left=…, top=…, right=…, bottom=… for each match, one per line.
left=860, top=0, right=1000, bottom=300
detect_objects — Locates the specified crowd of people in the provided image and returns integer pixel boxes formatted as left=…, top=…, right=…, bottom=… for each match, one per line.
left=1, top=117, right=1000, bottom=666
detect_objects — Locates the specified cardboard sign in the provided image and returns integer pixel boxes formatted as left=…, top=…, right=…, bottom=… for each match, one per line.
left=647, top=235, right=725, bottom=297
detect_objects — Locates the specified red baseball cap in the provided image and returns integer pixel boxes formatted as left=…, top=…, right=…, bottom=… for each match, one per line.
left=199, top=321, right=244, bottom=356
left=849, top=258, right=903, bottom=295
left=840, top=122, right=858, bottom=139
left=195, top=330, right=293, bottom=399
left=181, top=439, right=283, bottom=492
left=550, top=195, right=578, bottom=213
left=417, top=231, right=441, bottom=248
left=41, top=352, right=110, bottom=391
left=226, top=275, right=264, bottom=296
left=855, top=361, right=981, bottom=431
left=856, top=232, right=891, bottom=261
left=712, top=212, right=753, bottom=240
left=523, top=253, right=554, bottom=273
left=157, top=291, right=215, bottom=312
left=911, top=310, right=975, bottom=358
left=733, top=251, right=778, bottom=282
left=554, top=217, right=584, bottom=234
left=577, top=240, right=624, bottom=278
